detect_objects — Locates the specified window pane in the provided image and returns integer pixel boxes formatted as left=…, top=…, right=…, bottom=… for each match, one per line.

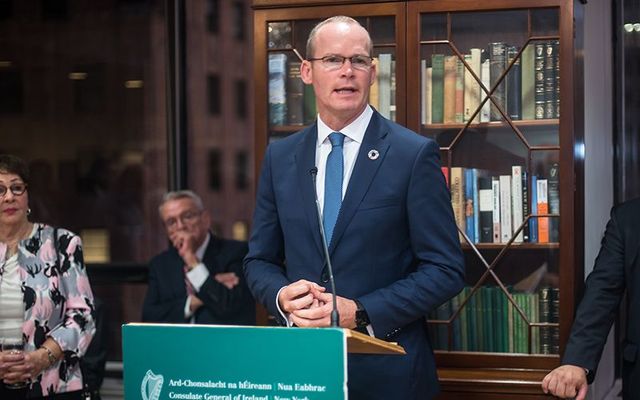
left=207, top=74, right=221, bottom=115
left=206, top=0, right=219, bottom=33
left=0, top=1, right=168, bottom=264
left=186, top=0, right=253, bottom=240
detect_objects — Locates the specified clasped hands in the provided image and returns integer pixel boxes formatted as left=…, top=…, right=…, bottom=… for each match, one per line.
left=278, top=279, right=357, bottom=329
left=0, top=348, right=50, bottom=386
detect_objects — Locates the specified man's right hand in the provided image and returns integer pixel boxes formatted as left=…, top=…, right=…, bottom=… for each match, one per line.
left=541, top=364, right=588, bottom=400
left=278, top=279, right=326, bottom=314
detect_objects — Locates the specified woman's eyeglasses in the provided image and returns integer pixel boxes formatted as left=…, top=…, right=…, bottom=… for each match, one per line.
left=0, top=183, right=27, bottom=197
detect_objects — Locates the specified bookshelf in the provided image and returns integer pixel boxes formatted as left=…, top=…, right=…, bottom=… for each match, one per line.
left=253, top=1, right=584, bottom=398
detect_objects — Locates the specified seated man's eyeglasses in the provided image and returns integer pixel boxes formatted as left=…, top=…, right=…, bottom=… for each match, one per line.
left=164, top=210, right=202, bottom=230
left=0, top=183, right=28, bottom=197
left=307, top=54, right=374, bottom=71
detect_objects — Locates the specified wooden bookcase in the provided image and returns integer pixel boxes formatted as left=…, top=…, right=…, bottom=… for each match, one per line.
left=252, top=1, right=584, bottom=398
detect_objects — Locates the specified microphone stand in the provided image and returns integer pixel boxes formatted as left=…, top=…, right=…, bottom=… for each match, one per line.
left=310, top=167, right=340, bottom=327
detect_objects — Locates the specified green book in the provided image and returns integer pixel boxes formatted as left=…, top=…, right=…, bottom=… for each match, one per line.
left=451, top=292, right=462, bottom=351
left=483, top=286, right=493, bottom=352
left=466, top=288, right=478, bottom=351
left=514, top=293, right=528, bottom=353
left=495, top=287, right=507, bottom=352
left=529, top=292, right=540, bottom=353
left=303, top=84, right=317, bottom=125
left=507, top=293, right=514, bottom=353
left=521, top=44, right=535, bottom=120
left=459, top=287, right=469, bottom=351
left=431, top=54, right=445, bottom=123
left=476, top=287, right=485, bottom=351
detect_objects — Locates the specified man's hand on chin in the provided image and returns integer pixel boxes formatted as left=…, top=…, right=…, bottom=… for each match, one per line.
left=171, top=231, right=199, bottom=267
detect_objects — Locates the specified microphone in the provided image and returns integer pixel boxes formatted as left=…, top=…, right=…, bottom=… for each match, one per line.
left=309, top=166, right=340, bottom=327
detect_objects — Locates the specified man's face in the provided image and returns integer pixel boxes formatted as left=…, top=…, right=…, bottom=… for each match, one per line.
left=160, top=198, right=210, bottom=245
left=301, top=22, right=376, bottom=130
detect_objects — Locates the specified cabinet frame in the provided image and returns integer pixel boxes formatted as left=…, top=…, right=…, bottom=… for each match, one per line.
left=252, top=1, right=584, bottom=397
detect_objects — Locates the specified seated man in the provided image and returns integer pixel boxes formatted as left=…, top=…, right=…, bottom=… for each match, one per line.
left=142, top=190, right=255, bottom=325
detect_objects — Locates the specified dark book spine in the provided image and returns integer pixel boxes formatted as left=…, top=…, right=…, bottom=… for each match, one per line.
left=547, top=163, right=560, bottom=242
left=506, top=46, right=522, bottom=120
left=551, top=287, right=560, bottom=354
left=553, top=40, right=560, bottom=118
left=539, top=287, right=552, bottom=354
left=521, top=170, right=530, bottom=242
left=534, top=42, right=546, bottom=120
left=489, top=42, right=507, bottom=121
left=286, top=61, right=304, bottom=125
left=544, top=41, right=556, bottom=119
left=478, top=176, right=493, bottom=243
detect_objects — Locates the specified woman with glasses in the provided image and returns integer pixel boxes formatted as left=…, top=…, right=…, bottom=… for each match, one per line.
left=0, top=154, right=95, bottom=400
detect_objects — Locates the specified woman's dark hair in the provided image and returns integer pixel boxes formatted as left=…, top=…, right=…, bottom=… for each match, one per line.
left=0, top=154, right=30, bottom=184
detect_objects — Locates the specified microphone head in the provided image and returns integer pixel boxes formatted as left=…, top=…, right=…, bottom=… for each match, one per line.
left=309, top=167, right=318, bottom=176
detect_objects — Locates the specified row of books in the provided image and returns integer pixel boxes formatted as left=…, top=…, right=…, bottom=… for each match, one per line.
left=428, top=286, right=559, bottom=354
left=422, top=40, right=560, bottom=125
left=443, top=164, right=560, bottom=244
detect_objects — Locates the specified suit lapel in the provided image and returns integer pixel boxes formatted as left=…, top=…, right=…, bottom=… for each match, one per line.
left=294, top=124, right=324, bottom=257
left=329, top=112, right=390, bottom=252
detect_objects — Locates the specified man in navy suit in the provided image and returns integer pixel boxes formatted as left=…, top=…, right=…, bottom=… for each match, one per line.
left=244, top=16, right=464, bottom=399
left=143, top=190, right=255, bottom=325
left=542, top=198, right=640, bottom=399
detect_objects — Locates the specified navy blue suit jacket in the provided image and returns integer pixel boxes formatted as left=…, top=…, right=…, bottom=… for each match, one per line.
left=563, top=198, right=640, bottom=398
left=244, top=111, right=465, bottom=399
left=142, top=235, right=255, bottom=325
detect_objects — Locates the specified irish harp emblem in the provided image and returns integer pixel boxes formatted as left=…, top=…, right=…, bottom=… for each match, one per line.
left=141, top=370, right=164, bottom=400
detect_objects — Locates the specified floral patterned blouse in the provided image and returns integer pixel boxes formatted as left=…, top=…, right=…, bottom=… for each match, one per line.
left=0, top=223, right=95, bottom=397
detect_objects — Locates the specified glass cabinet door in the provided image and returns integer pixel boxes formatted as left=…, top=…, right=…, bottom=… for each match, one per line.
left=415, top=8, right=562, bottom=356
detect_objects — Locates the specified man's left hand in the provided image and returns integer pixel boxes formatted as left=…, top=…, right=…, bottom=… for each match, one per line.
left=290, top=293, right=357, bottom=329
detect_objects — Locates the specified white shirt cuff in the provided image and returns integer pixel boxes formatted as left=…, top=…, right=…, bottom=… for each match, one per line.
left=365, top=324, right=375, bottom=337
left=275, top=286, right=293, bottom=327
left=186, top=262, right=209, bottom=291
left=184, top=296, right=194, bottom=318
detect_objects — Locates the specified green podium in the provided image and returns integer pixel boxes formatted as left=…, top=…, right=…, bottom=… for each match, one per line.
left=123, top=323, right=404, bottom=400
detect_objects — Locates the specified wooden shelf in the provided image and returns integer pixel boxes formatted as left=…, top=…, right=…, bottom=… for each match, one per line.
left=461, top=242, right=560, bottom=250
left=424, top=119, right=559, bottom=130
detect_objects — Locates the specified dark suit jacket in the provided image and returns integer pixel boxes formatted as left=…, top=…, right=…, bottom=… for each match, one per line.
left=142, top=235, right=255, bottom=325
left=563, top=197, right=640, bottom=398
left=244, top=111, right=465, bottom=400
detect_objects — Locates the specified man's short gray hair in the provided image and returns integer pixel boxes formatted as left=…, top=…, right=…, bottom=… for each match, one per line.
left=158, top=190, right=204, bottom=214
left=306, top=15, right=373, bottom=59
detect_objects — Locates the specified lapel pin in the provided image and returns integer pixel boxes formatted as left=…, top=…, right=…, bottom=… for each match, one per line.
left=368, top=149, right=379, bottom=160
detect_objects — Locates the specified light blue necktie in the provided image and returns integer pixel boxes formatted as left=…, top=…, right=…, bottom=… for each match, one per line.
left=323, top=132, right=345, bottom=245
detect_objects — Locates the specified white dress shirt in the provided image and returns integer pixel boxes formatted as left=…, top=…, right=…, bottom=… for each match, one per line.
left=277, top=106, right=375, bottom=334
